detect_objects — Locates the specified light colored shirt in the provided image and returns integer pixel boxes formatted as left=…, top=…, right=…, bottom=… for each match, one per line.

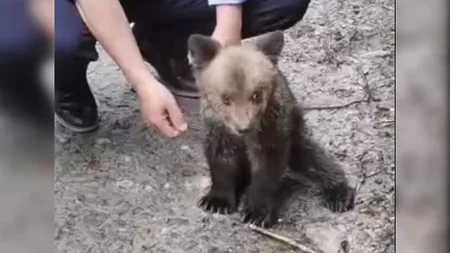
left=208, top=0, right=247, bottom=6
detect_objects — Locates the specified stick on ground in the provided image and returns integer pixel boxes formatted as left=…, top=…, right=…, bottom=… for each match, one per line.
left=304, top=66, right=380, bottom=111
left=248, top=224, right=318, bottom=253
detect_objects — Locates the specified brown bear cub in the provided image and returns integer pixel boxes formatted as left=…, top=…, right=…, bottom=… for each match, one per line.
left=187, top=31, right=355, bottom=228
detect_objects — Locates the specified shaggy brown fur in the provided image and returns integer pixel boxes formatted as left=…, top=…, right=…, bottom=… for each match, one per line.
left=188, top=31, right=355, bottom=228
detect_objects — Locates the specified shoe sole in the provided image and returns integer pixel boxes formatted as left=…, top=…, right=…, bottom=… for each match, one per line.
left=55, top=113, right=99, bottom=133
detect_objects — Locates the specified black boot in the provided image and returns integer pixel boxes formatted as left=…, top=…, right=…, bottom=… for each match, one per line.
left=55, top=27, right=100, bottom=133
left=167, top=56, right=199, bottom=98
left=55, top=57, right=98, bottom=133
left=132, top=25, right=199, bottom=98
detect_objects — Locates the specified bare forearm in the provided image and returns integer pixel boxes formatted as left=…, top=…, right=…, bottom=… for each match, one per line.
left=212, top=5, right=243, bottom=45
left=75, top=0, right=157, bottom=92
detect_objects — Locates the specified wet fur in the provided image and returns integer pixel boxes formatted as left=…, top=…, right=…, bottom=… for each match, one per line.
left=188, top=31, right=355, bottom=228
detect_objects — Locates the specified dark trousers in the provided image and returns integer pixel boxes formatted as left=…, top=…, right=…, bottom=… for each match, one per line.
left=56, top=0, right=310, bottom=63
left=0, top=2, right=52, bottom=131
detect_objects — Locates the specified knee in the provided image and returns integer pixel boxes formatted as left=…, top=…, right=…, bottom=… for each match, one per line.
left=243, top=0, right=311, bottom=37
left=55, top=29, right=83, bottom=57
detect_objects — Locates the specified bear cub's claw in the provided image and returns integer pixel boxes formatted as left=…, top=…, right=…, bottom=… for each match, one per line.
left=198, top=191, right=237, bottom=215
left=241, top=197, right=277, bottom=228
left=323, top=183, right=356, bottom=212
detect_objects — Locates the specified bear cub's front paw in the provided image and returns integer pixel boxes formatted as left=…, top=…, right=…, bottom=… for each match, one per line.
left=241, top=195, right=277, bottom=228
left=198, top=191, right=236, bottom=215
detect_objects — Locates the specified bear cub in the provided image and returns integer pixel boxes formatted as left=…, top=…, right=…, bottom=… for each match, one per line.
left=187, top=31, right=355, bottom=228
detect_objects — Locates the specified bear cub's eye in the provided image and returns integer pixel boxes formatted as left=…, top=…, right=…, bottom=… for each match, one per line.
left=251, top=90, right=263, bottom=104
left=221, top=94, right=231, bottom=106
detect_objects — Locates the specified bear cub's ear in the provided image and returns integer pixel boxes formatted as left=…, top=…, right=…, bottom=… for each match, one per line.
left=187, top=34, right=221, bottom=71
left=253, top=31, right=285, bottom=64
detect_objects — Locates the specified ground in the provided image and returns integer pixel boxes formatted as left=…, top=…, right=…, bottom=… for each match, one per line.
left=55, top=0, right=395, bottom=252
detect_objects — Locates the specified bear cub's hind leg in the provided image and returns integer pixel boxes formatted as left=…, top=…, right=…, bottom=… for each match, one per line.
left=289, top=128, right=356, bottom=213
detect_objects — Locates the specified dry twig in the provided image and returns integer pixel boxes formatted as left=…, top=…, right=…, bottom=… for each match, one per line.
left=355, top=166, right=389, bottom=194
left=248, top=224, right=318, bottom=253
left=355, top=150, right=389, bottom=194
left=304, top=66, right=380, bottom=111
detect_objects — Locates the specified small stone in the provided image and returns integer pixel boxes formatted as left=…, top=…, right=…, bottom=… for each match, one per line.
left=95, top=138, right=111, bottom=145
left=375, top=178, right=383, bottom=184
left=57, top=137, right=69, bottom=144
left=340, top=240, right=350, bottom=253
left=116, top=179, right=134, bottom=189
left=180, top=145, right=190, bottom=151
left=131, top=207, right=144, bottom=215
left=334, top=31, right=344, bottom=41
left=124, top=156, right=132, bottom=163
left=166, top=217, right=190, bottom=226
left=382, top=131, right=392, bottom=138
left=207, top=247, right=225, bottom=253
left=201, top=216, right=210, bottom=224
left=164, top=183, right=170, bottom=189
left=111, top=129, right=123, bottom=135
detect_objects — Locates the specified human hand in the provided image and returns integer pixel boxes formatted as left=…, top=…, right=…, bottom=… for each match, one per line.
left=136, top=79, right=187, bottom=138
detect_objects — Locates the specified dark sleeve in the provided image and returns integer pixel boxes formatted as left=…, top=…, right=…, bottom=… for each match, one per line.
left=61, top=0, right=76, bottom=4
left=208, top=0, right=247, bottom=6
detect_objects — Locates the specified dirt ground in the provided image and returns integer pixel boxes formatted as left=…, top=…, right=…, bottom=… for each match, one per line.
left=55, top=0, right=395, bottom=252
